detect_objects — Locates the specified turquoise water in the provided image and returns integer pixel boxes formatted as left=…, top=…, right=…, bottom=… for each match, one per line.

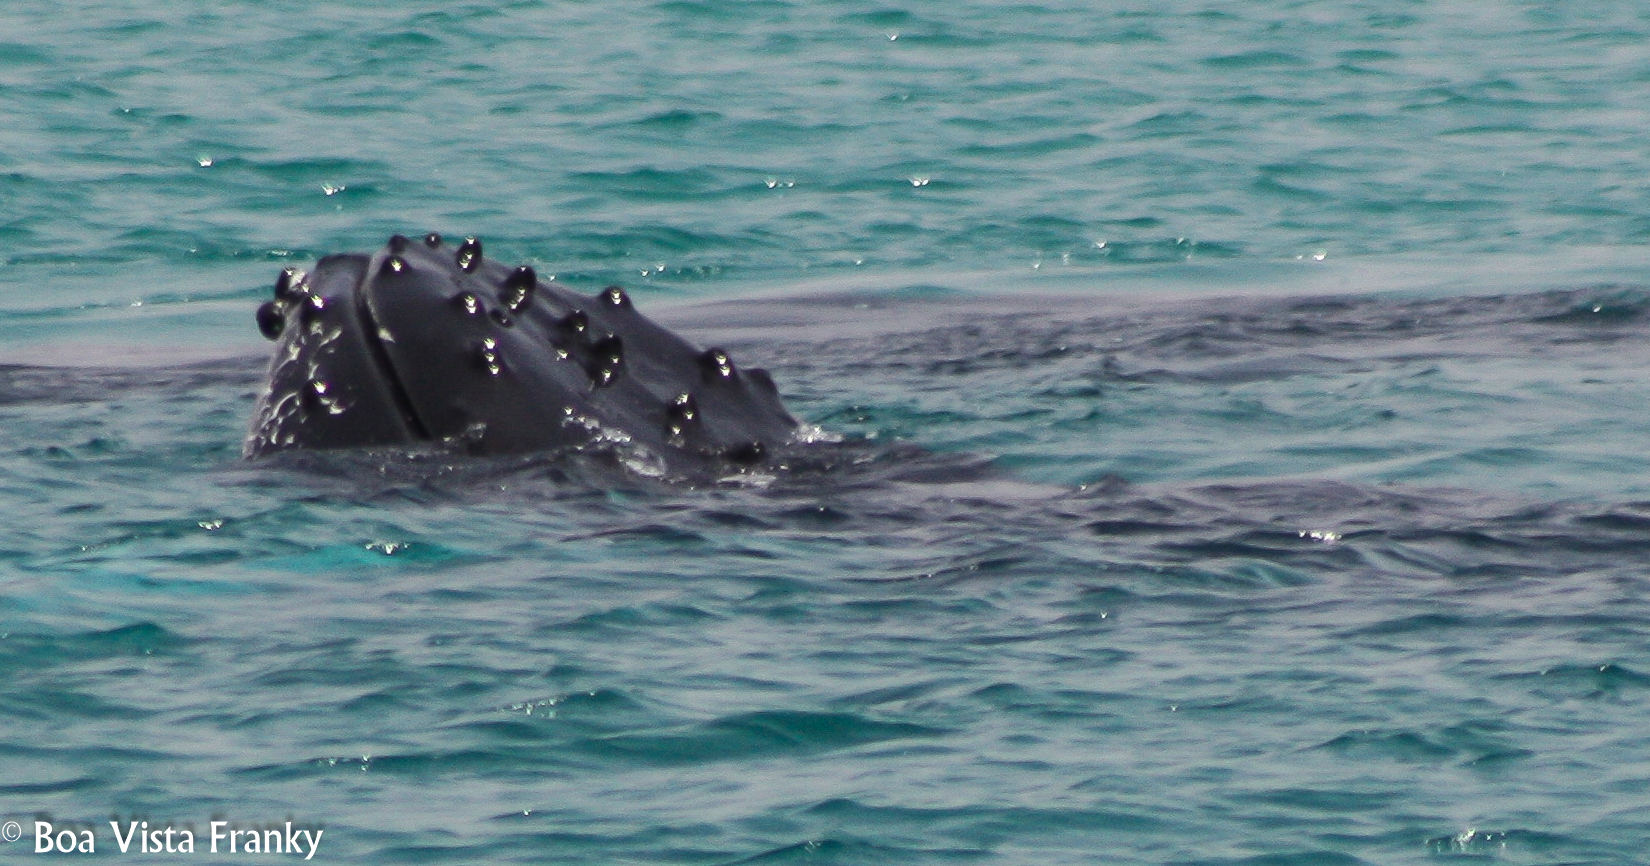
left=4, top=1, right=1650, bottom=863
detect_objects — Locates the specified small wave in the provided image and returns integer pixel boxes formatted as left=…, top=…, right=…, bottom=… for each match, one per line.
left=579, top=710, right=947, bottom=766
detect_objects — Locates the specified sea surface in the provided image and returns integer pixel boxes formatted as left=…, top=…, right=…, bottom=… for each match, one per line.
left=3, top=1, right=1650, bottom=863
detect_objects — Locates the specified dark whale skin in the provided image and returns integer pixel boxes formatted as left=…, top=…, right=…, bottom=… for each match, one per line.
left=244, top=233, right=798, bottom=471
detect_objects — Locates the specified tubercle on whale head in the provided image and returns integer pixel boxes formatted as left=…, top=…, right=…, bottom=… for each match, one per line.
left=698, top=347, right=736, bottom=382
left=244, top=233, right=803, bottom=473
left=503, top=266, right=536, bottom=313
left=456, top=236, right=483, bottom=272
left=255, top=266, right=312, bottom=341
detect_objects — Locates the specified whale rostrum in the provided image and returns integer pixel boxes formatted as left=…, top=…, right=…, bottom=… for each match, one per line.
left=245, top=234, right=799, bottom=471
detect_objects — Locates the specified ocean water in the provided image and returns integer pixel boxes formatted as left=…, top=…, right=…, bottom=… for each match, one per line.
left=3, top=1, right=1650, bottom=863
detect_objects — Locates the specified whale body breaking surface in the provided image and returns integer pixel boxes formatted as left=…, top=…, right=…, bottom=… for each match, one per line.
left=244, top=234, right=800, bottom=474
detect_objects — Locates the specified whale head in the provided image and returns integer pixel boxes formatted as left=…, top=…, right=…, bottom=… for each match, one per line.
left=245, top=234, right=798, bottom=472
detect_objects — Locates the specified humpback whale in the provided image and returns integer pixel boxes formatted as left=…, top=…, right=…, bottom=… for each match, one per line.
left=245, top=234, right=799, bottom=473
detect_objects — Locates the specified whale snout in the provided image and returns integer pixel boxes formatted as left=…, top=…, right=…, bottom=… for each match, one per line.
left=245, top=234, right=799, bottom=472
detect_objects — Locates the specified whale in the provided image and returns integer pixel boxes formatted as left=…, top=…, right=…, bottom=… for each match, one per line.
left=244, top=233, right=799, bottom=473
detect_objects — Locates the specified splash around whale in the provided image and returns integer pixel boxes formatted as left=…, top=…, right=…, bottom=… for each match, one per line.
left=245, top=233, right=801, bottom=476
